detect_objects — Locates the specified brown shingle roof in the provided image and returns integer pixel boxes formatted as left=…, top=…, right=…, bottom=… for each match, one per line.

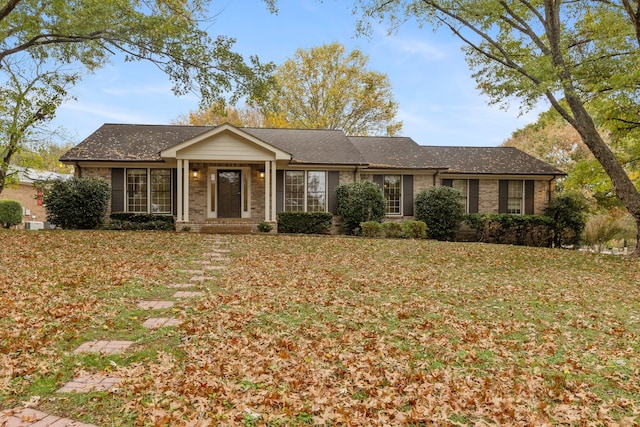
left=60, top=123, right=565, bottom=176
left=348, top=136, right=446, bottom=169
left=425, top=146, right=566, bottom=175
left=60, top=124, right=211, bottom=162
left=243, top=128, right=367, bottom=165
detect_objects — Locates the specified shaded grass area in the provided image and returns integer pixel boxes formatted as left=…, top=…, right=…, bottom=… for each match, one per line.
left=1, top=231, right=639, bottom=425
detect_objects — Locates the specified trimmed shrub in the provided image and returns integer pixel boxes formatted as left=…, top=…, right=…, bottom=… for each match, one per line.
left=415, top=186, right=464, bottom=241
left=0, top=199, right=22, bottom=228
left=382, top=221, right=403, bottom=238
left=277, top=211, right=333, bottom=234
left=464, top=214, right=554, bottom=247
left=402, top=220, right=428, bottom=239
left=544, top=193, right=587, bottom=247
left=44, top=178, right=110, bottom=229
left=360, top=221, right=383, bottom=237
left=257, top=221, right=273, bottom=233
left=106, top=219, right=175, bottom=231
left=109, top=212, right=174, bottom=225
left=336, top=181, right=385, bottom=234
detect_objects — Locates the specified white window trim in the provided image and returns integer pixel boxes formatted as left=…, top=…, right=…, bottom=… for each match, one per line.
left=125, top=168, right=172, bottom=215
left=451, top=179, right=469, bottom=214
left=383, top=174, right=403, bottom=216
left=508, top=180, right=525, bottom=215
left=283, top=170, right=328, bottom=212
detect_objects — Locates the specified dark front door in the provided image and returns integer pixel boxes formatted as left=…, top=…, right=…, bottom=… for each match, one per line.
left=217, top=170, right=241, bottom=218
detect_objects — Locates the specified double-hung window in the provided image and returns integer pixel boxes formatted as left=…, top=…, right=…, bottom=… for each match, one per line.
left=507, top=180, right=524, bottom=214
left=127, top=169, right=148, bottom=213
left=126, top=168, right=172, bottom=214
left=451, top=179, right=468, bottom=213
left=383, top=175, right=402, bottom=215
left=284, top=170, right=327, bottom=212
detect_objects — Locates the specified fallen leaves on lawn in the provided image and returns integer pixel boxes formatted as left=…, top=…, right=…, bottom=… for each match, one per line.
left=2, top=232, right=640, bottom=425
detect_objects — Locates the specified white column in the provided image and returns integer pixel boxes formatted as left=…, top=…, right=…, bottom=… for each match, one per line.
left=270, top=161, right=276, bottom=222
left=177, top=159, right=183, bottom=222
left=264, top=160, right=270, bottom=222
left=183, top=159, right=190, bottom=223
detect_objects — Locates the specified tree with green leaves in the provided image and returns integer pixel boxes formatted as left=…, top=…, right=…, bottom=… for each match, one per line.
left=0, top=57, right=78, bottom=194
left=261, top=42, right=402, bottom=136
left=0, top=0, right=276, bottom=195
left=355, top=0, right=640, bottom=256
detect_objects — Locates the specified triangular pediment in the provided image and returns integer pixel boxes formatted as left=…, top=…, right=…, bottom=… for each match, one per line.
left=160, top=123, right=291, bottom=161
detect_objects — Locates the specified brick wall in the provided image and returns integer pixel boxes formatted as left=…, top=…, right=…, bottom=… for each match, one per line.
left=1, top=183, right=46, bottom=223
left=478, top=179, right=500, bottom=214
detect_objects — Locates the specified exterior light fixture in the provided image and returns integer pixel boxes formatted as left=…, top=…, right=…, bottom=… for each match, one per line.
left=192, top=168, right=199, bottom=179
left=259, top=171, right=265, bottom=178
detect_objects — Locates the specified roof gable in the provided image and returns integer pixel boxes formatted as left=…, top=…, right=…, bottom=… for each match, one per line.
left=160, top=123, right=291, bottom=161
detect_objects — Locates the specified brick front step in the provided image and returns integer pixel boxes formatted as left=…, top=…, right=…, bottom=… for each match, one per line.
left=179, top=220, right=269, bottom=234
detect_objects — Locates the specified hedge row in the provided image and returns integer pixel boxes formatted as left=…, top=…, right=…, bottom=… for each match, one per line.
left=360, top=220, right=427, bottom=239
left=107, top=213, right=175, bottom=231
left=463, top=214, right=554, bottom=247
left=277, top=211, right=333, bottom=234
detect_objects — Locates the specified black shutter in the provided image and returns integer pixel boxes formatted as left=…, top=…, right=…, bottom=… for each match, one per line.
left=402, top=175, right=414, bottom=216
left=498, top=180, right=509, bottom=214
left=525, top=180, right=535, bottom=215
left=468, top=179, right=479, bottom=214
left=327, top=171, right=340, bottom=214
left=373, top=175, right=384, bottom=189
left=172, top=169, right=178, bottom=215
left=276, top=170, right=284, bottom=213
left=111, top=168, right=125, bottom=213
left=442, top=178, right=453, bottom=187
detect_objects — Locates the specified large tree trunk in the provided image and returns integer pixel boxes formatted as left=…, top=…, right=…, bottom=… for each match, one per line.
left=565, top=95, right=640, bottom=256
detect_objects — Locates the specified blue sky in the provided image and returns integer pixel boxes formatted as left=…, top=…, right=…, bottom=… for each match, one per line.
left=52, top=0, right=542, bottom=147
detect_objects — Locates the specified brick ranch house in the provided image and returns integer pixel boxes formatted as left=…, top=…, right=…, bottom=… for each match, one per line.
left=60, top=123, right=565, bottom=233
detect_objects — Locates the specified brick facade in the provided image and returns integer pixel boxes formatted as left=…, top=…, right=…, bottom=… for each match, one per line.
left=0, top=183, right=46, bottom=223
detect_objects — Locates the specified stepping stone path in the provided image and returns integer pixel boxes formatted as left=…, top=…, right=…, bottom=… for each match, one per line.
left=173, top=291, right=204, bottom=298
left=137, top=300, right=174, bottom=310
left=0, top=408, right=97, bottom=427
left=142, top=318, right=182, bottom=329
left=58, top=374, right=122, bottom=393
left=3, top=238, right=231, bottom=426
left=73, top=340, right=134, bottom=355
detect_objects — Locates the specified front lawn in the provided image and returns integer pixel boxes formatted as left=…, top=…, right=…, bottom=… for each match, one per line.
left=1, top=231, right=639, bottom=425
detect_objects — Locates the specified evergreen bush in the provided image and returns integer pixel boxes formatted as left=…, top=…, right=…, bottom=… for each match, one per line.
left=402, top=220, right=428, bottom=239
left=544, top=193, right=588, bottom=247
left=336, top=181, right=385, bottom=234
left=0, top=199, right=22, bottom=228
left=360, top=221, right=383, bottom=237
left=415, top=186, right=464, bottom=241
left=44, top=177, right=110, bottom=229
left=277, top=211, right=333, bottom=234
left=382, top=221, right=404, bottom=238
